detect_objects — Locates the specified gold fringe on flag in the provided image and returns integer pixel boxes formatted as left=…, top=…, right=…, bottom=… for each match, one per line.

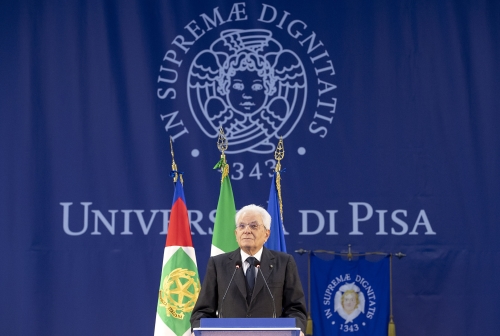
left=388, top=316, right=396, bottom=336
left=306, top=315, right=313, bottom=335
left=170, top=137, right=183, bottom=184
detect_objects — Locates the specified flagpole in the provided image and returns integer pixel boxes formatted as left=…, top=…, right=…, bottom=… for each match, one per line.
left=298, top=247, right=406, bottom=260
left=306, top=251, right=313, bottom=336
left=388, top=254, right=396, bottom=336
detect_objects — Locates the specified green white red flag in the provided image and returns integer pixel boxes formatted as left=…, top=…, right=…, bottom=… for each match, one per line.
left=154, top=179, right=200, bottom=336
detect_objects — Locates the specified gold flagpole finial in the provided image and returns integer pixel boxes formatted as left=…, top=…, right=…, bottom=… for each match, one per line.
left=215, top=127, right=229, bottom=182
left=274, top=136, right=285, bottom=162
left=217, top=126, right=228, bottom=155
left=170, top=137, right=183, bottom=184
left=274, top=137, right=285, bottom=223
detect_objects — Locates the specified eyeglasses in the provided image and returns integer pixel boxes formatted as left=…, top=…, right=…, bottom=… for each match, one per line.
left=236, top=222, right=262, bottom=231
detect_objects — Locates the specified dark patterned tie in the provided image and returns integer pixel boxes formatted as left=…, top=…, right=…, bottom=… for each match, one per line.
left=245, top=257, right=256, bottom=304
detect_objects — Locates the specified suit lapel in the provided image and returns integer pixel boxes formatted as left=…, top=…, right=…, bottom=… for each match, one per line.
left=251, top=247, right=275, bottom=304
left=227, top=249, right=247, bottom=300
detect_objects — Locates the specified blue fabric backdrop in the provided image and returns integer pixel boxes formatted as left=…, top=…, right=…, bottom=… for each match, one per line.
left=1, top=0, right=499, bottom=335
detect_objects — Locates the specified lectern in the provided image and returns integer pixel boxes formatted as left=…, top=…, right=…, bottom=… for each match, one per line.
left=193, top=318, right=301, bottom=336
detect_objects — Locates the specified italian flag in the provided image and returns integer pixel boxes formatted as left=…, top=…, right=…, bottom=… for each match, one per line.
left=154, top=180, right=200, bottom=336
left=211, top=158, right=239, bottom=256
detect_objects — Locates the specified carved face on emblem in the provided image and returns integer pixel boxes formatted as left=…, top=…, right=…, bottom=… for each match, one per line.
left=228, top=70, right=267, bottom=115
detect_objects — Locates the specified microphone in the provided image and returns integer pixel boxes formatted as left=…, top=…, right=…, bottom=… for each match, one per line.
left=219, top=260, right=242, bottom=318
left=254, top=260, right=276, bottom=318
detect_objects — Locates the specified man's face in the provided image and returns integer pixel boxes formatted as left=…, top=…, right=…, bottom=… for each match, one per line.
left=235, top=211, right=270, bottom=255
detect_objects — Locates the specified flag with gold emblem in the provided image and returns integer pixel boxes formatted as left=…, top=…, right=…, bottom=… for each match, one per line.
left=154, top=178, right=200, bottom=336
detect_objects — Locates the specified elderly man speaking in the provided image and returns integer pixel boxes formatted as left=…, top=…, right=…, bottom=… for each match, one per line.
left=190, top=204, right=307, bottom=334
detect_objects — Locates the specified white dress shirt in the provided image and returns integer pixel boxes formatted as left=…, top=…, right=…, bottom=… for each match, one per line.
left=240, top=247, right=263, bottom=276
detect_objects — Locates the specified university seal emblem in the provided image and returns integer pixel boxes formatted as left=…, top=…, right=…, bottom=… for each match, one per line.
left=188, top=29, right=307, bottom=153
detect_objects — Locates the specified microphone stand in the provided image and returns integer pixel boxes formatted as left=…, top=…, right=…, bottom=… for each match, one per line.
left=255, top=262, right=276, bottom=318
left=219, top=261, right=242, bottom=318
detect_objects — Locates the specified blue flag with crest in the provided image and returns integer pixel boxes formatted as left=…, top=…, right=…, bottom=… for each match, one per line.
left=311, top=254, right=390, bottom=336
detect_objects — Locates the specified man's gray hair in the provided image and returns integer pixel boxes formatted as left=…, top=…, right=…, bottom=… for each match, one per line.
left=235, top=204, right=272, bottom=230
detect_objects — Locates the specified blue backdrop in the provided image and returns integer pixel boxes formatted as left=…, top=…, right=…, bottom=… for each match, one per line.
left=1, top=0, right=499, bottom=335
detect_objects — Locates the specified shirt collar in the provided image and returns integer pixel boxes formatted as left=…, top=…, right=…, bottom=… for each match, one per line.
left=240, top=247, right=263, bottom=263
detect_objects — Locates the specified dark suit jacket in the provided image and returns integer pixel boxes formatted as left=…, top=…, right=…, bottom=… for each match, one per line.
left=190, top=247, right=307, bottom=332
